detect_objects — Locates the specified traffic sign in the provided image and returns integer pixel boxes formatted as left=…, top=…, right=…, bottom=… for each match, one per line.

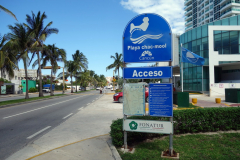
left=123, top=13, right=172, bottom=63
left=149, top=83, right=173, bottom=117
left=123, top=66, right=172, bottom=79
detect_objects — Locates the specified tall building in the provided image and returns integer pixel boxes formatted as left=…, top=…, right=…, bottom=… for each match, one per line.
left=185, top=0, right=240, bottom=32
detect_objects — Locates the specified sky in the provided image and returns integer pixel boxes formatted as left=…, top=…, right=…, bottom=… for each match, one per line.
left=0, top=0, right=185, bottom=80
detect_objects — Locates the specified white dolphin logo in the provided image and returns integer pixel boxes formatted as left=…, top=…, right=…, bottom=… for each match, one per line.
left=186, top=52, right=198, bottom=63
left=130, top=17, right=163, bottom=44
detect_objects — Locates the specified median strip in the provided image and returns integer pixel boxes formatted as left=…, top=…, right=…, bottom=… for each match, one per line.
left=27, top=126, right=51, bottom=139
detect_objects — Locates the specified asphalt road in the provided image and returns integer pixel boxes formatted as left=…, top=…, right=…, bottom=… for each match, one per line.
left=0, top=90, right=103, bottom=160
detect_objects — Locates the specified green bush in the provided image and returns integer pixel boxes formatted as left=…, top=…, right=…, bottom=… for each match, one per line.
left=110, top=107, right=240, bottom=146
left=29, top=87, right=38, bottom=92
left=115, top=89, right=122, bottom=93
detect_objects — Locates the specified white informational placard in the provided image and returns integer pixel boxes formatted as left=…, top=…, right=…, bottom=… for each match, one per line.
left=1, top=85, right=6, bottom=94
left=123, top=119, right=173, bottom=134
left=123, top=83, right=145, bottom=115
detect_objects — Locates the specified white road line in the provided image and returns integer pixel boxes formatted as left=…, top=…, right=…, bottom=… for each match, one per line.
left=27, top=126, right=51, bottom=139
left=63, top=113, right=73, bottom=119
left=87, top=103, right=90, bottom=105
left=3, top=97, right=80, bottom=119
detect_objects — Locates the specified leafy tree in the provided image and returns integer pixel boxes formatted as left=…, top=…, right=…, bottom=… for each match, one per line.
left=7, top=23, right=33, bottom=99
left=0, top=5, right=17, bottom=21
left=24, top=11, right=58, bottom=97
left=72, top=50, right=88, bottom=92
left=37, top=44, right=66, bottom=96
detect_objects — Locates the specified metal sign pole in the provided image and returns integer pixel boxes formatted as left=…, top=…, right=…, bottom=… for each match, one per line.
left=123, top=77, right=127, bottom=149
left=169, top=61, right=173, bottom=156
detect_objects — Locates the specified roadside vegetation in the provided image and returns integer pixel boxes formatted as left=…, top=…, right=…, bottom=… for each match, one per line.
left=0, top=94, right=65, bottom=106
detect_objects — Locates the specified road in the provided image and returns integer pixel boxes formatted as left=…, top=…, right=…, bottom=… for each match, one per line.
left=0, top=90, right=104, bottom=160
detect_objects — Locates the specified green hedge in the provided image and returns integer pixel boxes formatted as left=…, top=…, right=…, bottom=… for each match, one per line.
left=110, top=107, right=240, bottom=147
left=29, top=87, right=38, bottom=92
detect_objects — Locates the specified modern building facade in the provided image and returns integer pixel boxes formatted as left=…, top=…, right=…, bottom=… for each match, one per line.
left=180, top=15, right=240, bottom=96
left=185, top=0, right=240, bottom=32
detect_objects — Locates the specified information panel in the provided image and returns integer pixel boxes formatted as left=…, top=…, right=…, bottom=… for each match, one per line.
left=149, top=83, right=173, bottom=117
left=123, top=83, right=145, bottom=115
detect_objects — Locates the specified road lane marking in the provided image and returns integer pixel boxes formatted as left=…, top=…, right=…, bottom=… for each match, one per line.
left=3, top=96, right=80, bottom=119
left=27, top=126, right=51, bottom=139
left=87, top=103, right=90, bottom=105
left=63, top=113, right=73, bottom=119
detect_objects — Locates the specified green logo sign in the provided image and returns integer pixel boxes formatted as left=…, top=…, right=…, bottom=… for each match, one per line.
left=129, top=121, right=138, bottom=130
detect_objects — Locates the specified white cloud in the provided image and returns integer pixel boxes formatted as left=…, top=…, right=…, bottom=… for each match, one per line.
left=120, top=0, right=185, bottom=34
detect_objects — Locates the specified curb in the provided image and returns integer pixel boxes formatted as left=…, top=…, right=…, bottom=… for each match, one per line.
left=0, top=94, right=71, bottom=109
left=107, top=139, right=122, bottom=160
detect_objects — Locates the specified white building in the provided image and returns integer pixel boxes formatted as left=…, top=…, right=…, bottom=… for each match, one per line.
left=185, top=0, right=240, bottom=32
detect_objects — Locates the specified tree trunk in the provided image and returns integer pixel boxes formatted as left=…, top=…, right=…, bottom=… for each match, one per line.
left=37, top=52, right=43, bottom=97
left=24, top=61, right=29, bottom=99
left=50, top=68, right=54, bottom=96
left=71, top=75, right=73, bottom=93
left=76, top=79, right=77, bottom=92
left=0, top=68, right=3, bottom=78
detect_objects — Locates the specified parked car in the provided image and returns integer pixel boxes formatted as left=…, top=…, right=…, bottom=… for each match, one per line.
left=113, top=87, right=149, bottom=103
left=96, top=87, right=100, bottom=90
left=42, top=84, right=55, bottom=93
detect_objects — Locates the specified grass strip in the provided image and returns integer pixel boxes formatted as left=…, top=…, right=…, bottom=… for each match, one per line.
left=119, top=133, right=240, bottom=160
left=0, top=94, right=65, bottom=106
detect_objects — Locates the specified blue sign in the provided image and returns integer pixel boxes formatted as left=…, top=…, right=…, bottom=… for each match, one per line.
left=123, top=67, right=172, bottom=79
left=123, top=13, right=172, bottom=63
left=149, top=83, right=173, bottom=117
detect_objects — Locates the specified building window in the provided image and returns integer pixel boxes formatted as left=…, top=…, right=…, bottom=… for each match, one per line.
left=4, top=75, right=6, bottom=78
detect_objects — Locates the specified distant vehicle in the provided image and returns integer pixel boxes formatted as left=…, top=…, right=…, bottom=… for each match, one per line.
left=43, top=84, right=55, bottom=93
left=96, top=87, right=100, bottom=90
left=107, top=85, right=112, bottom=89
left=113, top=87, right=149, bottom=103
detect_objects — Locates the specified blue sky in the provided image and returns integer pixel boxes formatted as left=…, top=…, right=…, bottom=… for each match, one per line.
left=0, top=0, right=184, bottom=80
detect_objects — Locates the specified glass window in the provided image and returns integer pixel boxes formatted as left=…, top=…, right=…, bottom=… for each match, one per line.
left=188, top=42, right=192, bottom=51
left=203, top=50, right=209, bottom=58
left=193, top=79, right=197, bottom=91
left=185, top=32, right=188, bottom=43
left=180, top=35, right=184, bottom=44
left=188, top=30, right=192, bottom=42
left=192, top=40, right=197, bottom=52
left=202, top=37, right=208, bottom=50
left=188, top=67, right=193, bottom=79
left=188, top=79, right=193, bottom=90
left=222, top=18, right=229, bottom=25
left=222, top=32, right=229, bottom=46
left=214, top=34, right=222, bottom=50
left=230, top=16, right=237, bottom=25
left=192, top=28, right=197, bottom=40
left=223, top=46, right=230, bottom=54
left=231, top=45, right=239, bottom=54
left=202, top=24, right=208, bottom=37
left=196, top=39, right=201, bottom=51
left=213, top=20, right=221, bottom=34
left=192, top=67, right=197, bottom=79
left=197, top=67, right=202, bottom=79
left=230, top=31, right=238, bottom=45
left=197, top=26, right=202, bottom=39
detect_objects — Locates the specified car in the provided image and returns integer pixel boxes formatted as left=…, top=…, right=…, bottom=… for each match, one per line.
left=96, top=87, right=100, bottom=90
left=113, top=87, right=149, bottom=103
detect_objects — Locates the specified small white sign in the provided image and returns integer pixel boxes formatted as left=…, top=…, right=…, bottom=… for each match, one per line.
left=123, top=119, right=173, bottom=134
left=219, top=84, right=224, bottom=88
left=229, top=83, right=236, bottom=88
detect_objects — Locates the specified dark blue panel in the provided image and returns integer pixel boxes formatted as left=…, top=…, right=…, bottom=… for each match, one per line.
left=149, top=83, right=173, bottom=117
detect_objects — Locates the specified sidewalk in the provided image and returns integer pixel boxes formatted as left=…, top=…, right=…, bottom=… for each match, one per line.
left=7, top=94, right=122, bottom=160
left=189, top=94, right=239, bottom=107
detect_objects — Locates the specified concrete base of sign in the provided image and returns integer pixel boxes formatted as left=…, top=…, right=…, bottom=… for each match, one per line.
left=121, top=146, right=135, bottom=154
left=161, top=150, right=179, bottom=159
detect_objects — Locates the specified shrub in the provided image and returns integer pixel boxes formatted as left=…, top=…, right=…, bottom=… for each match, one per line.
left=29, top=87, right=38, bottom=92
left=110, top=107, right=240, bottom=146
left=115, top=89, right=122, bottom=93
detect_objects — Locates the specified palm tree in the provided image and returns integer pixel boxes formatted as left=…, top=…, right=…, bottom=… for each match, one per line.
left=0, top=5, right=17, bottom=21
left=72, top=50, right=88, bottom=92
left=78, top=70, right=91, bottom=91
left=65, top=60, right=78, bottom=93
left=24, top=11, right=58, bottom=97
left=7, top=23, right=32, bottom=99
left=106, top=52, right=124, bottom=78
left=34, top=44, right=66, bottom=96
